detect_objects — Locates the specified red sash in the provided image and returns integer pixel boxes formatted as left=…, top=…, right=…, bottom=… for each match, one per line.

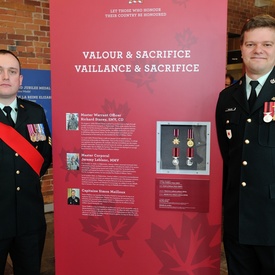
left=0, top=122, right=44, bottom=176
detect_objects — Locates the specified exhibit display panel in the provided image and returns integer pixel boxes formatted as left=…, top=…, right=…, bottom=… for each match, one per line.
left=50, top=1, right=227, bottom=274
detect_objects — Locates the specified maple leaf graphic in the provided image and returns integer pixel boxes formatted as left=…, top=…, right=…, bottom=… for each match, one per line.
left=101, top=99, right=130, bottom=120
left=175, top=28, right=197, bottom=50
left=100, top=99, right=131, bottom=136
left=80, top=215, right=138, bottom=257
left=125, top=58, right=157, bottom=93
left=146, top=214, right=220, bottom=274
left=172, top=0, right=189, bottom=7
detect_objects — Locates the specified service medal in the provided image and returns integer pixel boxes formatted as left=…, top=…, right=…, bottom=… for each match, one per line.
left=263, top=113, right=272, bottom=123
left=186, top=158, right=193, bottom=166
left=172, top=129, right=180, bottom=145
left=187, top=128, right=194, bottom=147
left=27, top=123, right=46, bottom=142
left=263, top=102, right=275, bottom=123
left=173, top=137, right=180, bottom=145
left=186, top=147, right=194, bottom=166
left=187, top=139, right=194, bottom=147
left=172, top=147, right=179, bottom=166
left=30, top=134, right=37, bottom=142
left=172, top=158, right=179, bottom=166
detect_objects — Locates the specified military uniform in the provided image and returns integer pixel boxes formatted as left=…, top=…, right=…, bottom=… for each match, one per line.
left=216, top=68, right=275, bottom=245
left=0, top=97, right=52, bottom=273
left=68, top=196, right=80, bottom=205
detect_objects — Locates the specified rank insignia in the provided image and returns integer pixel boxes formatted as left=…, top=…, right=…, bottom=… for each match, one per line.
left=48, top=136, right=52, bottom=146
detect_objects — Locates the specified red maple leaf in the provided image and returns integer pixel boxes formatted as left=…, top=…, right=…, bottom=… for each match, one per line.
left=146, top=213, right=220, bottom=274
left=101, top=99, right=130, bottom=120
left=80, top=215, right=138, bottom=257
left=125, top=58, right=157, bottom=93
left=172, top=0, right=189, bottom=7
left=175, top=28, right=197, bottom=50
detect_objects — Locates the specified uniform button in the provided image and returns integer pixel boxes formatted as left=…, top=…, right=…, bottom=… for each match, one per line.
left=15, top=153, right=19, bottom=157
left=17, top=187, right=20, bottom=191
left=244, top=139, right=250, bottom=144
left=242, top=161, right=248, bottom=166
left=16, top=170, right=20, bottom=174
left=247, top=118, right=252, bottom=123
left=241, top=182, right=246, bottom=187
left=226, top=120, right=230, bottom=124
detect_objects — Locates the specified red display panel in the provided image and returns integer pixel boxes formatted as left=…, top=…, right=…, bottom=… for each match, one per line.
left=50, top=1, right=227, bottom=274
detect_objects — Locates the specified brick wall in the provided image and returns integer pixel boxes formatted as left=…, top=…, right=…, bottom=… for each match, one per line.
left=0, top=0, right=50, bottom=70
left=227, top=0, right=275, bottom=50
left=228, top=0, right=275, bottom=35
left=1, top=0, right=275, bottom=205
left=0, top=0, right=52, bottom=204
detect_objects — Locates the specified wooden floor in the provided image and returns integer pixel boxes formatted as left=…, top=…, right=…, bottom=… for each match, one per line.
left=5, top=212, right=228, bottom=275
left=220, top=243, right=228, bottom=275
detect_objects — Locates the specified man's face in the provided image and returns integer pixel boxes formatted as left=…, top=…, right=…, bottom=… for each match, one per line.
left=241, top=27, right=275, bottom=79
left=0, top=53, right=23, bottom=102
left=225, top=77, right=231, bottom=87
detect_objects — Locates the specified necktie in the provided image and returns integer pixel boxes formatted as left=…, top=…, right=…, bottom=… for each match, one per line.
left=248, top=80, right=259, bottom=110
left=3, top=106, right=15, bottom=127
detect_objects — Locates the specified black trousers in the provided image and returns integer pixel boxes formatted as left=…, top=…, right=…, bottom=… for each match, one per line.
left=0, top=227, right=46, bottom=275
left=224, top=235, right=275, bottom=275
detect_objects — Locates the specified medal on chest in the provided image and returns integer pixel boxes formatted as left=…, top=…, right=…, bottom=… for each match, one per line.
left=263, top=101, right=275, bottom=123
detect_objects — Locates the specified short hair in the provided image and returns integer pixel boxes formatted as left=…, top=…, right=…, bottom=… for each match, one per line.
left=226, top=73, right=234, bottom=85
left=0, top=49, right=21, bottom=73
left=240, top=14, right=275, bottom=45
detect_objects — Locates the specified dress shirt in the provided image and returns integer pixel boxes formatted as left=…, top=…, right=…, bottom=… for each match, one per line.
left=0, top=98, right=18, bottom=123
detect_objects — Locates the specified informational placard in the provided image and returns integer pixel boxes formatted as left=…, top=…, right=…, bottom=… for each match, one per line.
left=50, top=1, right=227, bottom=274
left=156, top=178, right=209, bottom=212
